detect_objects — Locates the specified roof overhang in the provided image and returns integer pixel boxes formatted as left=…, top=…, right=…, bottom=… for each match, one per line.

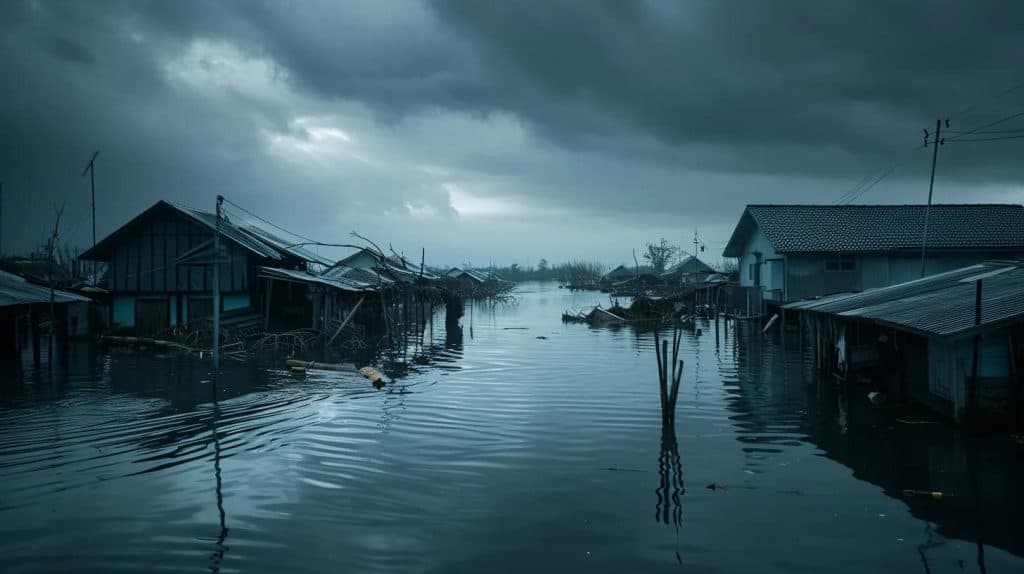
left=722, top=209, right=758, bottom=258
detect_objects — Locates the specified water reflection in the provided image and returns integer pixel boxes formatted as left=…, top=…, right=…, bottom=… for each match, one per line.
left=655, top=424, right=684, bottom=529
left=1, top=283, right=1023, bottom=573
left=208, top=375, right=229, bottom=572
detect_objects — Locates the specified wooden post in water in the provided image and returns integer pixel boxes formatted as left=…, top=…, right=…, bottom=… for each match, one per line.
left=968, top=279, right=982, bottom=425
left=30, top=303, right=41, bottom=367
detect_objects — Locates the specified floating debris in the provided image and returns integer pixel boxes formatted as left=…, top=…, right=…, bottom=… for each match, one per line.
left=902, top=489, right=951, bottom=500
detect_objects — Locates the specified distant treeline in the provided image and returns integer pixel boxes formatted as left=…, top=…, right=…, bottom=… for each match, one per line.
left=487, top=260, right=605, bottom=284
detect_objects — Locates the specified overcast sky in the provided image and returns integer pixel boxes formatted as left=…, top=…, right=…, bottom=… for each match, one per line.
left=2, top=1, right=1024, bottom=267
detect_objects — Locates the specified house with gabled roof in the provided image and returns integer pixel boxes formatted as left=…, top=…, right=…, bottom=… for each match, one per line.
left=661, top=256, right=716, bottom=284
left=723, top=204, right=1024, bottom=305
left=80, top=200, right=335, bottom=335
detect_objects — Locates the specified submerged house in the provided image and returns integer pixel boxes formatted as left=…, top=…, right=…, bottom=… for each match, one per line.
left=785, top=260, right=1024, bottom=426
left=601, top=265, right=635, bottom=285
left=0, top=269, right=91, bottom=362
left=445, top=267, right=509, bottom=290
left=661, top=256, right=716, bottom=285
left=80, top=200, right=334, bottom=336
left=723, top=204, right=1024, bottom=307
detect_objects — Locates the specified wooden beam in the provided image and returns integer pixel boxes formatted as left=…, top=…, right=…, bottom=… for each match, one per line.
left=328, top=296, right=365, bottom=346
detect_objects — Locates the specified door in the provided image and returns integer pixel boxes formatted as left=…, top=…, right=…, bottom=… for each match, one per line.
left=135, top=299, right=169, bottom=337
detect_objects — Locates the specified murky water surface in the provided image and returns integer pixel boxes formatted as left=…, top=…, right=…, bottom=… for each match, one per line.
left=2, top=282, right=1022, bottom=573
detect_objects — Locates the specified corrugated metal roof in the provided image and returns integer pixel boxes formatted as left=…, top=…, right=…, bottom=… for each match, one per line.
left=179, top=206, right=283, bottom=260
left=784, top=261, right=1024, bottom=338
left=234, top=223, right=334, bottom=266
left=0, top=270, right=91, bottom=307
left=321, top=265, right=394, bottom=287
left=724, top=204, right=1024, bottom=256
left=446, top=268, right=496, bottom=283
left=256, top=267, right=372, bottom=292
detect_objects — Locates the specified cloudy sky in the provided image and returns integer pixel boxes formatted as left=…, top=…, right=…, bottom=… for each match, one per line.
left=2, top=1, right=1023, bottom=267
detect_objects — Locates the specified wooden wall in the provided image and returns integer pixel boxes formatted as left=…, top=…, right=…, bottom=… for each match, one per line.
left=107, top=215, right=252, bottom=294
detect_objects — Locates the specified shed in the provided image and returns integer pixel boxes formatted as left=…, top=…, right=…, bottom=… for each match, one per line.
left=785, top=261, right=1024, bottom=425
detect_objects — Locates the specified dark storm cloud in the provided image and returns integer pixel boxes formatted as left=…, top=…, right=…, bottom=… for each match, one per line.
left=42, top=35, right=94, bottom=65
left=427, top=0, right=1024, bottom=178
left=1, top=0, right=1023, bottom=262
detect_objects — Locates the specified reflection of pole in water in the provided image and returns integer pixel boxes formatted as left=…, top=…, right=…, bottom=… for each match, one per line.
left=655, top=423, right=685, bottom=528
left=208, top=375, right=229, bottom=573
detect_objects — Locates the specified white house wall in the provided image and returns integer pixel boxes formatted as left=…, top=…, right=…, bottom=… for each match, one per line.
left=737, top=226, right=779, bottom=288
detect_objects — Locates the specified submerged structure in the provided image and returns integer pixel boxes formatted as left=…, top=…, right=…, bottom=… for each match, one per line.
left=79, top=200, right=336, bottom=336
left=786, top=260, right=1024, bottom=426
left=0, top=269, right=91, bottom=363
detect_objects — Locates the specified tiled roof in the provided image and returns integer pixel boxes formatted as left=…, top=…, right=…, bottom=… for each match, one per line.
left=723, top=204, right=1024, bottom=256
left=256, top=267, right=373, bottom=292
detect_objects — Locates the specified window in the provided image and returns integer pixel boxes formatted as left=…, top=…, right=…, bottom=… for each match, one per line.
left=825, top=255, right=856, bottom=272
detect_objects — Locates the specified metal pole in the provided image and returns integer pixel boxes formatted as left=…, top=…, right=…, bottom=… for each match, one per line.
left=920, top=119, right=941, bottom=278
left=81, top=151, right=99, bottom=282
left=90, top=163, right=95, bottom=248
left=213, top=195, right=223, bottom=368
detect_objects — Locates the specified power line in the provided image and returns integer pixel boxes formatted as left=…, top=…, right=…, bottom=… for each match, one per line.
left=832, top=80, right=1024, bottom=205
left=220, top=197, right=319, bottom=244
left=944, top=128, right=1024, bottom=135
left=946, top=110, right=1024, bottom=142
left=944, top=133, right=1024, bottom=143
left=840, top=164, right=900, bottom=205
left=943, top=79, right=1024, bottom=123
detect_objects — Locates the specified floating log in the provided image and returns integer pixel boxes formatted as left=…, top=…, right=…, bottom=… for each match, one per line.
left=285, top=359, right=355, bottom=372
left=100, top=335, right=193, bottom=353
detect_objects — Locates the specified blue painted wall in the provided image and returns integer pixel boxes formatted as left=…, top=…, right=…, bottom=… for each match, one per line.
left=113, top=295, right=136, bottom=327
left=223, top=293, right=251, bottom=312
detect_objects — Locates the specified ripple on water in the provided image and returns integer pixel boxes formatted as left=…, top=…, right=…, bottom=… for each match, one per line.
left=1, top=283, right=1023, bottom=573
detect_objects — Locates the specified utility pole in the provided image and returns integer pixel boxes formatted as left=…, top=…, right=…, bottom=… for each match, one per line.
left=81, top=151, right=99, bottom=282
left=693, top=227, right=699, bottom=263
left=920, top=120, right=944, bottom=277
left=213, top=195, right=223, bottom=369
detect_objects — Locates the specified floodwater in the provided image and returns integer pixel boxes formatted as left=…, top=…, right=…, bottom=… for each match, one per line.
left=1, top=282, right=1022, bottom=573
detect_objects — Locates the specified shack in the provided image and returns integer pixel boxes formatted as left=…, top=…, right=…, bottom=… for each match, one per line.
left=786, top=261, right=1024, bottom=426
left=79, top=200, right=331, bottom=336
left=445, top=267, right=489, bottom=287
left=600, top=265, right=635, bottom=287
left=660, top=256, right=715, bottom=285
left=0, top=269, right=91, bottom=363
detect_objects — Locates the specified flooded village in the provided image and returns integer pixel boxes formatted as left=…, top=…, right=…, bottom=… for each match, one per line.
left=5, top=2, right=1024, bottom=573
left=3, top=194, right=1024, bottom=572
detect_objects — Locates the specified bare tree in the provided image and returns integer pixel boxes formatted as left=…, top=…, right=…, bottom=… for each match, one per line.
left=643, top=238, right=678, bottom=273
left=718, top=259, right=739, bottom=275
